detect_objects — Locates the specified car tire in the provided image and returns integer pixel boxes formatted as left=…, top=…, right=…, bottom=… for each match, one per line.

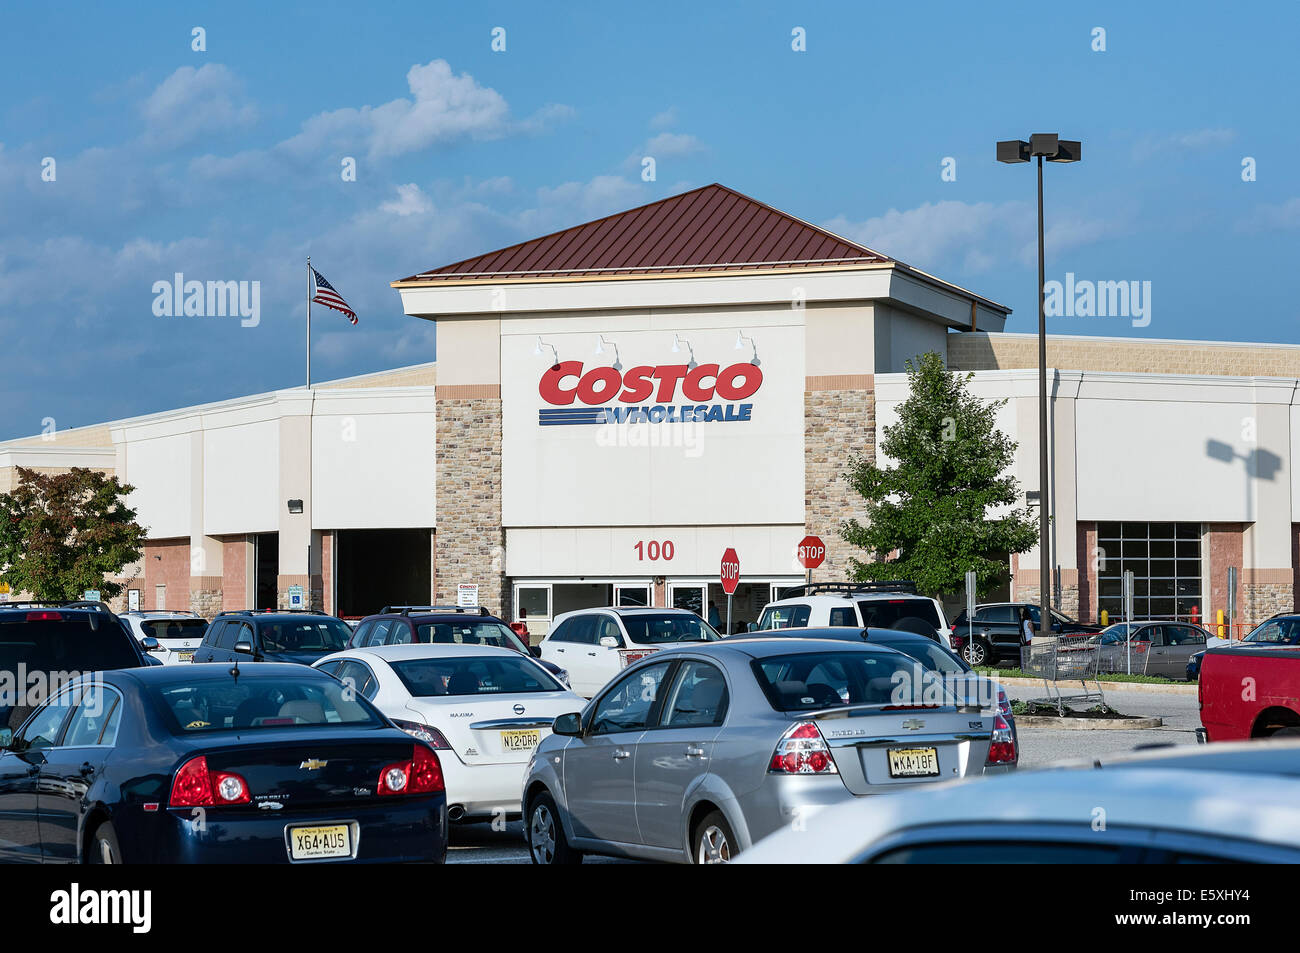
left=693, top=810, right=737, bottom=864
left=1271, top=726, right=1300, bottom=738
left=87, top=820, right=122, bottom=864
left=961, top=639, right=990, bottom=667
left=526, top=791, right=582, bottom=865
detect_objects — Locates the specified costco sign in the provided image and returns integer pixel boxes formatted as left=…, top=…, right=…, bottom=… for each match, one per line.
left=538, top=361, right=763, bottom=426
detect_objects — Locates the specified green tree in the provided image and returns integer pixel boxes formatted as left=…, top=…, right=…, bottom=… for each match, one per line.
left=0, top=467, right=146, bottom=601
left=840, top=351, right=1037, bottom=598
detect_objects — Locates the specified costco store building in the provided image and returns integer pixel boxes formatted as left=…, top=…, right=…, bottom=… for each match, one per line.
left=4, top=183, right=1300, bottom=636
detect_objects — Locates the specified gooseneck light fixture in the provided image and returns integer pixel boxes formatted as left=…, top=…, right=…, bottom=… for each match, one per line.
left=594, top=335, right=622, bottom=371
left=671, top=334, right=697, bottom=370
left=734, top=331, right=761, bottom=366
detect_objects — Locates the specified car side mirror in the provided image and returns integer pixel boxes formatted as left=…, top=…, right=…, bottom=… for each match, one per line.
left=529, top=645, right=541, bottom=658
left=747, top=622, right=757, bottom=632
left=598, top=636, right=620, bottom=649
left=141, top=636, right=161, bottom=652
left=0, top=728, right=12, bottom=750
left=234, top=640, right=254, bottom=655
left=552, top=712, right=583, bottom=737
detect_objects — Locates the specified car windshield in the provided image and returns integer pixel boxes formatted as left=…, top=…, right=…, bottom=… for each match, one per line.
left=259, top=619, right=351, bottom=653
left=876, top=639, right=969, bottom=675
left=1098, top=624, right=1133, bottom=644
left=0, top=616, right=142, bottom=674
left=619, top=613, right=719, bottom=644
left=390, top=656, right=561, bottom=696
left=152, top=676, right=381, bottom=732
left=1244, top=618, right=1300, bottom=643
left=752, top=650, right=959, bottom=711
left=856, top=599, right=942, bottom=634
left=140, top=618, right=208, bottom=640
left=416, top=620, right=527, bottom=651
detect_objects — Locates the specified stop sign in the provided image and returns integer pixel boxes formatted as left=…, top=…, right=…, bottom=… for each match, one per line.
left=720, top=548, right=741, bottom=595
left=796, top=535, right=826, bottom=570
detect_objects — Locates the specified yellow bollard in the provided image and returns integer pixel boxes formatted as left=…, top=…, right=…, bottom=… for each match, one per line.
left=1217, top=609, right=1225, bottom=638
left=1099, top=609, right=1108, bottom=626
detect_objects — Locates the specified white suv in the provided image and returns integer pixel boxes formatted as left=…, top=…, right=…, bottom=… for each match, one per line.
left=120, top=610, right=209, bottom=664
left=539, top=607, right=721, bottom=698
left=754, top=583, right=952, bottom=648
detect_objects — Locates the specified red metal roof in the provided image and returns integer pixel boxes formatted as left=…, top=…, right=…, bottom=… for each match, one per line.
left=393, top=183, right=892, bottom=284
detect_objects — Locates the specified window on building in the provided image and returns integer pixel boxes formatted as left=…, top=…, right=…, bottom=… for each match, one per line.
left=1097, top=522, right=1202, bottom=622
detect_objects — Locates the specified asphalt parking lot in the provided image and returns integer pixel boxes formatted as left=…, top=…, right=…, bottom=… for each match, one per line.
left=449, top=682, right=1201, bottom=863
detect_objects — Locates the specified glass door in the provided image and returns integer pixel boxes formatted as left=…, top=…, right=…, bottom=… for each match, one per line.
left=512, top=583, right=552, bottom=640
left=614, top=583, right=651, bottom=608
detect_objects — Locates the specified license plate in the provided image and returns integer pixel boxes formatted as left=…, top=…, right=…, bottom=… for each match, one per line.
left=288, top=824, right=352, bottom=860
left=887, top=746, right=940, bottom=778
left=501, top=729, right=541, bottom=751
left=177, top=652, right=194, bottom=663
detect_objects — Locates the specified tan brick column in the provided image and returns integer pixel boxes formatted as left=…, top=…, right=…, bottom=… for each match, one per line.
left=805, top=375, right=874, bottom=580
left=435, top=387, right=508, bottom=618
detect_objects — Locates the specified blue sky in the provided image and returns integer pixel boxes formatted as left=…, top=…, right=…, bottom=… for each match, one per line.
left=2, top=1, right=1297, bottom=439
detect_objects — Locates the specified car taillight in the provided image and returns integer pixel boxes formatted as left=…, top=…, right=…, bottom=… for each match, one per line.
left=26, top=611, right=62, bottom=621
left=169, top=756, right=252, bottom=807
left=986, top=714, right=1017, bottom=765
left=997, top=688, right=1012, bottom=718
left=392, top=719, right=450, bottom=748
left=378, top=745, right=445, bottom=796
left=768, top=722, right=838, bottom=775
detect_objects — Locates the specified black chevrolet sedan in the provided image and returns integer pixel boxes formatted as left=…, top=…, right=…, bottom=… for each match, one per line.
left=0, top=663, right=447, bottom=863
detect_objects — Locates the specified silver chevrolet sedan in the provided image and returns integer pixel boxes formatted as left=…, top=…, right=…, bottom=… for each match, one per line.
left=522, top=637, right=1015, bottom=864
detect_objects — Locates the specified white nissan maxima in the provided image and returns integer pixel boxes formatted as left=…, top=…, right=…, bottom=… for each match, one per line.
left=313, top=643, right=584, bottom=822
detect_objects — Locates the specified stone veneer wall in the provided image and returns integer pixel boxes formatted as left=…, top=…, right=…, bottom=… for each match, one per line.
left=434, top=394, right=508, bottom=618
left=190, top=577, right=223, bottom=617
left=804, top=377, right=874, bottom=580
left=1244, top=582, right=1293, bottom=627
left=949, top=331, right=1300, bottom=377
left=276, top=573, right=323, bottom=611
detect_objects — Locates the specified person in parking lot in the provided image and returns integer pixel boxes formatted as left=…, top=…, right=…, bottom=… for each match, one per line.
left=1021, top=606, right=1035, bottom=644
left=707, top=601, right=721, bottom=630
left=510, top=608, right=530, bottom=643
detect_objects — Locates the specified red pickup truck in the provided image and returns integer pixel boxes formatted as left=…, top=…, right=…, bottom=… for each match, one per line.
left=1199, top=645, right=1300, bottom=740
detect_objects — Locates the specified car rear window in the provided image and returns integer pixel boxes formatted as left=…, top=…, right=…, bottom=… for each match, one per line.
left=0, top=616, right=142, bottom=674
left=151, top=676, right=381, bottom=732
left=415, top=620, right=527, bottom=651
left=390, top=656, right=561, bottom=696
left=756, top=604, right=812, bottom=630
left=751, top=650, right=954, bottom=712
left=140, top=619, right=208, bottom=640
left=619, top=613, right=718, bottom=645
left=856, top=599, right=942, bottom=634
left=259, top=619, right=351, bottom=653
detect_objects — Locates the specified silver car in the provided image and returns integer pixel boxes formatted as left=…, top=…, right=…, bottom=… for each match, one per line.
left=522, top=638, right=1015, bottom=864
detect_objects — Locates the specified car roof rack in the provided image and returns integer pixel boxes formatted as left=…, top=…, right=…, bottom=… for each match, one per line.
left=382, top=605, right=491, bottom=617
left=1, top=599, right=116, bottom=614
left=776, top=581, right=919, bottom=600
left=215, top=609, right=253, bottom=617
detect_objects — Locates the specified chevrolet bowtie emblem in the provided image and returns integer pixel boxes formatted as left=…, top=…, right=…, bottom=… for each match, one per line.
left=299, top=759, right=328, bottom=770
left=901, top=719, right=925, bottom=730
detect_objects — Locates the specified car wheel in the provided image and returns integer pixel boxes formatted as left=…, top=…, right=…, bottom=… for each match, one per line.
left=693, top=810, right=737, bottom=864
left=526, top=792, right=582, bottom=865
left=961, top=639, right=989, bottom=667
left=1271, top=726, right=1300, bottom=738
left=87, top=821, right=122, bottom=864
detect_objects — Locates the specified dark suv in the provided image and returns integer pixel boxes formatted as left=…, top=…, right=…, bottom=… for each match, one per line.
left=347, top=606, right=571, bottom=687
left=193, top=611, right=352, bottom=665
left=0, top=601, right=156, bottom=736
left=951, top=602, right=1102, bottom=667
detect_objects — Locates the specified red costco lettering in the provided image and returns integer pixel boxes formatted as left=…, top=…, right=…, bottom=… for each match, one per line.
left=541, top=362, right=764, bottom=405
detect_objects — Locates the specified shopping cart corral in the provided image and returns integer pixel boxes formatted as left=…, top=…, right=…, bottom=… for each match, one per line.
left=1020, top=632, right=1107, bottom=714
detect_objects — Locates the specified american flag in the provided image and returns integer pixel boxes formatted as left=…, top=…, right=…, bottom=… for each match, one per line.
left=311, top=267, right=357, bottom=324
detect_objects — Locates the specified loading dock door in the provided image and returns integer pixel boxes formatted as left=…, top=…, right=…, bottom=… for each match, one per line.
left=336, top=529, right=431, bottom=618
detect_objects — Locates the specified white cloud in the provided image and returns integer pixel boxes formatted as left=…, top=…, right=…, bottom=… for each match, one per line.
left=1237, top=197, right=1300, bottom=232
left=140, top=64, right=257, bottom=148
left=1133, top=127, right=1235, bottom=161
left=380, top=183, right=435, bottom=217
left=649, top=107, right=678, bottom=130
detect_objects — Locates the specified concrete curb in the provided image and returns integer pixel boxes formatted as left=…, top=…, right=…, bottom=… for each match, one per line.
left=1016, top=715, right=1164, bottom=730
left=988, top=675, right=1198, bottom=696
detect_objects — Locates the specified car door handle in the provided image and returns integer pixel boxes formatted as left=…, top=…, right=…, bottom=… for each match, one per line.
left=685, top=746, right=707, bottom=758
left=612, top=749, right=631, bottom=760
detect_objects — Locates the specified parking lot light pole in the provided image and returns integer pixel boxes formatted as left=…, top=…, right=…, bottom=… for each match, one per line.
left=997, top=135, right=1081, bottom=635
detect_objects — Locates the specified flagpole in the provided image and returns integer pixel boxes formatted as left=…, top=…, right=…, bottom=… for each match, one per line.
left=306, top=256, right=312, bottom=389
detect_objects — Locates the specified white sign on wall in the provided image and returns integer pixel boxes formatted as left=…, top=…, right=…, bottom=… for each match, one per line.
left=457, top=583, right=479, bottom=608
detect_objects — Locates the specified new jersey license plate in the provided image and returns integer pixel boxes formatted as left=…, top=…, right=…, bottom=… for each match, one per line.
left=887, top=746, right=940, bottom=778
left=501, top=729, right=541, bottom=751
left=288, top=824, right=352, bottom=861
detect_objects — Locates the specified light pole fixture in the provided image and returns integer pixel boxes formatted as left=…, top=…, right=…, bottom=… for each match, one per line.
left=287, top=499, right=304, bottom=514
left=734, top=331, right=761, bottom=366
left=594, top=335, right=622, bottom=371
left=671, top=334, right=697, bottom=370
left=533, top=336, right=559, bottom=367
left=997, top=133, right=1081, bottom=635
